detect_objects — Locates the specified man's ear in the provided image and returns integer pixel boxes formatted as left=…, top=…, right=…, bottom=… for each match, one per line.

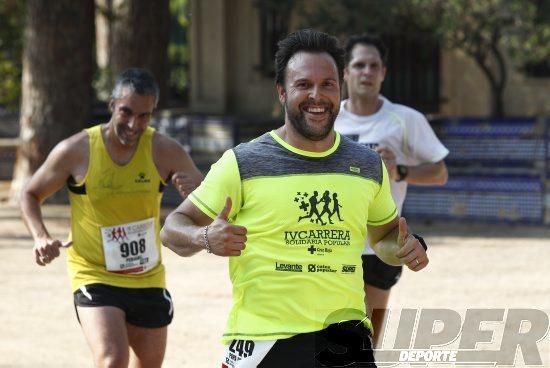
left=276, top=83, right=286, bottom=105
left=108, top=99, right=115, bottom=112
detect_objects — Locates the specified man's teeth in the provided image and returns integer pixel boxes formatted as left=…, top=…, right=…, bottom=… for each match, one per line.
left=307, top=107, right=325, bottom=113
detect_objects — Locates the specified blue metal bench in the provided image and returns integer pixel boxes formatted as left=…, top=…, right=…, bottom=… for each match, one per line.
left=403, top=117, right=548, bottom=224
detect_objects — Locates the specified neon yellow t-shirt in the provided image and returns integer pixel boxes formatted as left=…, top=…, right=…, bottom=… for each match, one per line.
left=190, top=131, right=397, bottom=342
left=66, top=125, right=166, bottom=292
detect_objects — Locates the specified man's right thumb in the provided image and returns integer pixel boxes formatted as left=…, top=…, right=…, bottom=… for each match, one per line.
left=217, top=197, right=232, bottom=221
left=60, top=240, right=73, bottom=248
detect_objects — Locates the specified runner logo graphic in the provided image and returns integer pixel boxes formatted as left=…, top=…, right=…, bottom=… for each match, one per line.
left=108, top=227, right=128, bottom=243
left=294, top=190, right=343, bottom=225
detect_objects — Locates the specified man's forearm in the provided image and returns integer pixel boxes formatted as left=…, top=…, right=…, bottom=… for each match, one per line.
left=369, top=217, right=428, bottom=271
left=160, top=212, right=205, bottom=257
left=20, top=192, right=50, bottom=240
left=404, top=161, right=448, bottom=185
left=370, top=225, right=403, bottom=266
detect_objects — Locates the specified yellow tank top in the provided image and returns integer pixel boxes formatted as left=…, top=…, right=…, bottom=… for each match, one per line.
left=66, top=125, right=166, bottom=292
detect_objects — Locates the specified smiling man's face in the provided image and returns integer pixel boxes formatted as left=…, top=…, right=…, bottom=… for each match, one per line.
left=277, top=51, right=341, bottom=141
left=109, top=88, right=156, bottom=147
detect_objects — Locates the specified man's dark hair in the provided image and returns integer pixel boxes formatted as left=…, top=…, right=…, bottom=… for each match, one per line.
left=111, top=68, right=160, bottom=104
left=275, top=29, right=345, bottom=86
left=345, top=34, right=388, bottom=66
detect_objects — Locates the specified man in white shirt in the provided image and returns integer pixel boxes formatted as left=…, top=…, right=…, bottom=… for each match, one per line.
left=334, top=34, right=449, bottom=346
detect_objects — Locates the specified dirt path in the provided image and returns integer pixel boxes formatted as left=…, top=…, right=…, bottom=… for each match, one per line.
left=1, top=204, right=549, bottom=367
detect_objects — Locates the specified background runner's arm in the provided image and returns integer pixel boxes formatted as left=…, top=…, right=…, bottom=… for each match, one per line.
left=377, top=145, right=447, bottom=184
left=400, top=160, right=448, bottom=185
left=21, top=137, right=82, bottom=265
left=153, top=133, right=203, bottom=198
left=21, top=139, right=76, bottom=241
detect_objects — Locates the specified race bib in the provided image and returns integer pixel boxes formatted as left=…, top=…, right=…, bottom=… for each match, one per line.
left=101, top=218, right=158, bottom=274
left=221, top=340, right=275, bottom=368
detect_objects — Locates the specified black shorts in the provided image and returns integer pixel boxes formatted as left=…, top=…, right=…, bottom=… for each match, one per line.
left=362, top=255, right=403, bottom=290
left=225, top=321, right=376, bottom=367
left=74, top=283, right=174, bottom=328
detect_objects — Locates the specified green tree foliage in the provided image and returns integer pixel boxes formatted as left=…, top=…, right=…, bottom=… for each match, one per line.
left=168, top=0, right=190, bottom=101
left=294, top=0, right=550, bottom=116
left=295, top=0, right=406, bottom=38
left=94, top=0, right=186, bottom=105
left=0, top=0, right=24, bottom=109
left=10, top=0, right=94, bottom=202
left=412, top=0, right=550, bottom=65
left=405, top=0, right=550, bottom=116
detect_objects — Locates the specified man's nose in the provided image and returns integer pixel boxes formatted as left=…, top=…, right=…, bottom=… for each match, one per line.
left=129, top=113, right=143, bottom=127
left=362, top=66, right=374, bottom=75
left=308, top=85, right=322, bottom=101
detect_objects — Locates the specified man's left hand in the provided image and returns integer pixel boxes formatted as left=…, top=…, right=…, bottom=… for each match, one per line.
left=395, top=217, right=429, bottom=271
left=375, top=146, right=398, bottom=180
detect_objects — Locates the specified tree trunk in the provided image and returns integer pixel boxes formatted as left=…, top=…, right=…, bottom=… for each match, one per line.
left=489, top=37, right=507, bottom=118
left=9, top=0, right=95, bottom=203
left=472, top=51, right=506, bottom=118
left=491, top=84, right=505, bottom=118
left=95, top=0, right=113, bottom=70
left=110, top=0, right=170, bottom=106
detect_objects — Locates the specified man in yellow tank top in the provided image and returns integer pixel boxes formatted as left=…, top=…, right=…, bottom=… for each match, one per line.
left=161, top=30, right=430, bottom=367
left=20, top=68, right=203, bottom=367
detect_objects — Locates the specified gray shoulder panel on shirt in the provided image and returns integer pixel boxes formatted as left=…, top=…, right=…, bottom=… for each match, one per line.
left=232, top=133, right=383, bottom=184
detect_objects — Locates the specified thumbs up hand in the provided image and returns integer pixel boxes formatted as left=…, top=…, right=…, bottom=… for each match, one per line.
left=395, top=217, right=428, bottom=271
left=205, top=197, right=247, bottom=256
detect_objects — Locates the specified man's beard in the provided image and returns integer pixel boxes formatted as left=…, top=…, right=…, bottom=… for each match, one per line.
left=285, top=99, right=337, bottom=142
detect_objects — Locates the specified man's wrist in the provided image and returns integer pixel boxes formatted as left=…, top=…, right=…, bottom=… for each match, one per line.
left=412, top=233, right=428, bottom=251
left=202, top=225, right=212, bottom=253
left=396, top=165, right=408, bottom=182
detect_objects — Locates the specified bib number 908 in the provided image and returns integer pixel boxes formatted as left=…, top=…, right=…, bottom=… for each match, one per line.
left=120, top=238, right=146, bottom=258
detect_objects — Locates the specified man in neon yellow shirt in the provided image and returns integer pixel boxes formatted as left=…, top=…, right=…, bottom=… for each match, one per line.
left=21, top=69, right=203, bottom=367
left=161, top=30, right=429, bottom=367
